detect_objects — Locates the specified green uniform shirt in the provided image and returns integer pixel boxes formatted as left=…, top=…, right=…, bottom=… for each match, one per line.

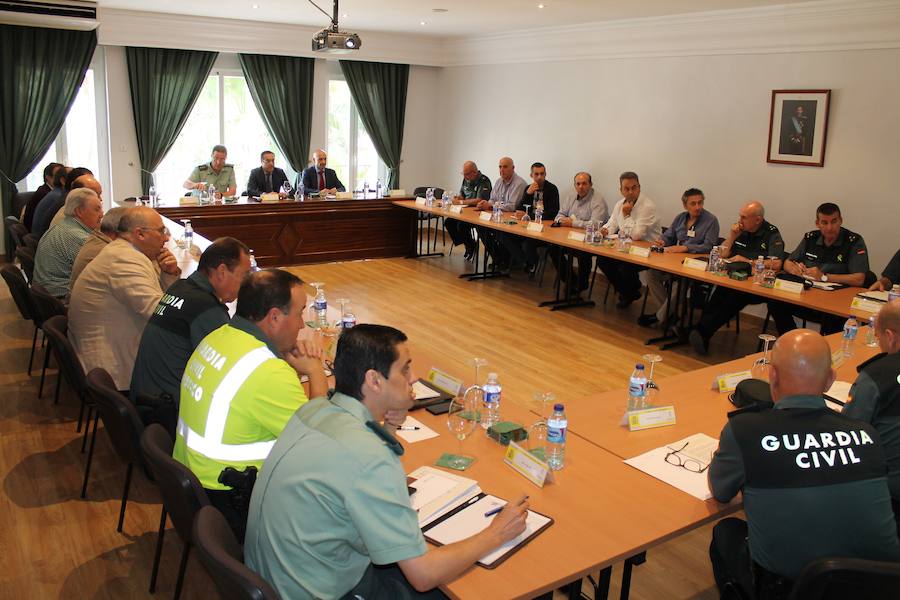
left=188, top=162, right=236, bottom=193
left=245, top=393, right=426, bottom=600
left=173, top=316, right=308, bottom=490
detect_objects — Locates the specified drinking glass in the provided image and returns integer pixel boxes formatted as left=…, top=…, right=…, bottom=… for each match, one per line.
left=280, top=180, right=292, bottom=197
left=528, top=391, right=556, bottom=460
left=642, top=353, right=662, bottom=405
left=752, top=334, right=777, bottom=381
left=467, top=357, right=488, bottom=388
left=447, top=393, right=480, bottom=469
left=520, top=205, right=532, bottom=224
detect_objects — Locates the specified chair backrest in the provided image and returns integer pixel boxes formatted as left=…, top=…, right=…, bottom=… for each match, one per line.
left=7, top=220, right=28, bottom=249
left=193, top=506, right=281, bottom=600
left=29, top=283, right=66, bottom=326
left=140, top=424, right=210, bottom=543
left=413, top=186, right=445, bottom=198
left=15, top=246, right=36, bottom=283
left=85, top=368, right=146, bottom=468
left=22, top=233, right=39, bottom=252
left=41, top=315, right=86, bottom=397
left=0, top=264, right=34, bottom=321
left=790, top=556, right=900, bottom=600
left=12, top=191, right=35, bottom=221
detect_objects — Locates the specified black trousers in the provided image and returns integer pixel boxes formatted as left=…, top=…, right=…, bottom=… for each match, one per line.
left=206, top=488, right=248, bottom=544
left=341, top=564, right=449, bottom=600
left=595, top=256, right=642, bottom=298
left=697, top=288, right=760, bottom=340
left=766, top=301, right=845, bottom=335
left=548, top=246, right=592, bottom=291
left=710, top=517, right=794, bottom=600
left=444, top=219, right=476, bottom=251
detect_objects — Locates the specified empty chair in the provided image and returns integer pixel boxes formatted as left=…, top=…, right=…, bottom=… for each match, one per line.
left=0, top=264, right=41, bottom=376
left=83, top=368, right=146, bottom=527
left=193, top=506, right=280, bottom=600
left=6, top=218, right=28, bottom=249
left=28, top=284, right=67, bottom=400
left=790, top=556, right=900, bottom=600
left=140, top=424, right=210, bottom=600
left=412, top=185, right=447, bottom=254
left=15, top=246, right=35, bottom=283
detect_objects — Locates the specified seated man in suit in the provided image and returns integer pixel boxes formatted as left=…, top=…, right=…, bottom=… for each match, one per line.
left=299, top=148, right=345, bottom=195
left=246, top=150, right=290, bottom=197
left=23, top=161, right=63, bottom=230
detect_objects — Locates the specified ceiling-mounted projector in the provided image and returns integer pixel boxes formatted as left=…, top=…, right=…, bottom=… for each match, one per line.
left=308, top=0, right=361, bottom=53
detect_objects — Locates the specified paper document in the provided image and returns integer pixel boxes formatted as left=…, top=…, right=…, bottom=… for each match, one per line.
left=413, top=380, right=442, bottom=401
left=825, top=381, right=852, bottom=406
left=624, top=434, right=719, bottom=501
left=808, top=280, right=842, bottom=291
left=395, top=416, right=439, bottom=444
left=407, top=466, right=480, bottom=526
left=674, top=433, right=718, bottom=466
left=424, top=494, right=552, bottom=567
left=859, top=290, right=889, bottom=302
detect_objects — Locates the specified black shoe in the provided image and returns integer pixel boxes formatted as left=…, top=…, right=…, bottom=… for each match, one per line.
left=525, top=262, right=537, bottom=275
left=637, top=314, right=659, bottom=327
left=616, top=290, right=642, bottom=309
left=689, top=329, right=709, bottom=355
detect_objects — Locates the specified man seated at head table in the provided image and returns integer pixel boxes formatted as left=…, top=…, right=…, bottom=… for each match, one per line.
left=870, top=249, right=900, bottom=292
left=689, top=200, right=786, bottom=355
left=32, top=188, right=103, bottom=299
left=174, top=269, right=328, bottom=542
left=69, top=207, right=128, bottom=290
left=767, top=202, right=870, bottom=336
left=246, top=150, right=290, bottom=197
left=597, top=171, right=662, bottom=308
left=31, top=166, right=93, bottom=238
left=843, top=299, right=900, bottom=532
left=68, top=207, right=182, bottom=391
left=548, top=171, right=608, bottom=294
left=642, top=188, right=719, bottom=328
left=246, top=324, right=530, bottom=600
left=129, top=237, right=252, bottom=436
left=298, top=148, right=345, bottom=195
left=474, top=156, right=527, bottom=270
left=445, top=160, right=492, bottom=260
left=22, top=161, right=63, bottom=230
left=184, top=144, right=237, bottom=198
left=708, top=329, right=900, bottom=599
left=499, top=161, right=561, bottom=274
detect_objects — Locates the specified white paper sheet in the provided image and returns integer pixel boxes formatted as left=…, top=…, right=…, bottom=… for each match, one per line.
left=413, top=380, right=442, bottom=401
left=825, top=381, right=852, bottom=405
left=407, top=466, right=480, bottom=526
left=395, top=415, right=439, bottom=444
left=624, top=434, right=719, bottom=501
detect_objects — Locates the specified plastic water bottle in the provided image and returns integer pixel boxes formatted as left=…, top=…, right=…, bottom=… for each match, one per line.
left=248, top=249, right=259, bottom=272
left=842, top=316, right=859, bottom=357
left=441, top=191, right=451, bottom=211
left=376, top=179, right=383, bottom=199
left=866, top=315, right=878, bottom=348
left=183, top=220, right=193, bottom=250
left=481, top=373, right=502, bottom=431
left=628, top=364, right=648, bottom=411
left=546, top=404, right=567, bottom=471
left=585, top=221, right=596, bottom=245
left=314, top=286, right=328, bottom=330
left=341, top=301, right=357, bottom=329
left=425, top=187, right=435, bottom=207
left=492, top=204, right=502, bottom=223
left=362, top=181, right=369, bottom=198
left=890, top=284, right=900, bottom=303
left=708, top=246, right=720, bottom=273
left=149, top=185, right=157, bottom=207
left=754, top=256, right=765, bottom=284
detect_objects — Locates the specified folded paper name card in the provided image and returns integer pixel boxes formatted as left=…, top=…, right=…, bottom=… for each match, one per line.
left=715, top=370, right=752, bottom=393
left=504, top=441, right=553, bottom=487
left=335, top=191, right=353, bottom=199
left=683, top=257, right=708, bottom=271
left=629, top=246, right=651, bottom=258
left=390, top=189, right=407, bottom=197
left=627, top=406, right=677, bottom=431
left=450, top=205, right=464, bottom=214
left=479, top=211, right=493, bottom=222
left=179, top=196, right=199, bottom=206
left=526, top=222, right=544, bottom=232
left=567, top=231, right=586, bottom=242
left=260, top=192, right=280, bottom=203
left=415, top=197, right=427, bottom=206
left=774, top=278, right=804, bottom=294
left=425, top=367, right=463, bottom=396
left=851, top=296, right=883, bottom=314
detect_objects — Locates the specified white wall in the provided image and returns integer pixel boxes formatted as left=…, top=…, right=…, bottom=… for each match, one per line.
left=434, top=48, right=900, bottom=274
left=105, top=45, right=142, bottom=202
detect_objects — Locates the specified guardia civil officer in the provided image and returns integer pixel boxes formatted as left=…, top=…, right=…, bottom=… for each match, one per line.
left=708, top=329, right=900, bottom=599
left=184, top=144, right=237, bottom=198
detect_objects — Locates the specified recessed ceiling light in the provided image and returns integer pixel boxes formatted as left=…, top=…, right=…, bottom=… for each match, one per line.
left=420, top=20, right=427, bottom=25
left=432, top=8, right=448, bottom=12
left=251, top=3, right=258, bottom=7
left=538, top=3, right=545, bottom=8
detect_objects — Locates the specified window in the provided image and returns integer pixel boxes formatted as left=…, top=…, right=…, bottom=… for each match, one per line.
left=20, top=69, right=99, bottom=191
left=327, top=78, right=386, bottom=192
left=153, top=72, right=292, bottom=201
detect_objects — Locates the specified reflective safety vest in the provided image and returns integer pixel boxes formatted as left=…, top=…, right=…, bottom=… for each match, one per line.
left=173, top=323, right=306, bottom=490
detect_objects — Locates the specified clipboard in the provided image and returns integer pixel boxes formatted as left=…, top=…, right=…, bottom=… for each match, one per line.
left=411, top=378, right=454, bottom=409
left=420, top=492, right=553, bottom=569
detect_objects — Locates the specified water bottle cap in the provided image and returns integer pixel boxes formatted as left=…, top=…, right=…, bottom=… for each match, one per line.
left=487, top=372, right=498, bottom=380
left=553, top=403, right=564, bottom=411
left=635, top=363, right=644, bottom=370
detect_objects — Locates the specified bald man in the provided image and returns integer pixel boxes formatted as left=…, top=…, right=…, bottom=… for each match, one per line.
left=299, top=149, right=345, bottom=195
left=689, top=201, right=786, bottom=355
left=708, top=330, right=900, bottom=597
left=844, top=300, right=900, bottom=526
left=445, top=160, right=492, bottom=260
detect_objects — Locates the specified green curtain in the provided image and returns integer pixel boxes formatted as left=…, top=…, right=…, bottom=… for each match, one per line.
left=127, top=47, right=217, bottom=194
left=0, top=24, right=96, bottom=256
left=238, top=53, right=315, bottom=175
left=339, top=60, right=409, bottom=189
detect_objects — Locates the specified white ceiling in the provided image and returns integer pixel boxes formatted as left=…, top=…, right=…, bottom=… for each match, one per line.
left=98, top=0, right=816, bottom=37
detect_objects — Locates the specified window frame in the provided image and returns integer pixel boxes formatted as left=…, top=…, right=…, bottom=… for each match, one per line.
left=326, top=72, right=387, bottom=192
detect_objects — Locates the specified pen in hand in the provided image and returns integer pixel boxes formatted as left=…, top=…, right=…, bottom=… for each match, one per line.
left=484, top=495, right=529, bottom=518
left=396, top=426, right=420, bottom=431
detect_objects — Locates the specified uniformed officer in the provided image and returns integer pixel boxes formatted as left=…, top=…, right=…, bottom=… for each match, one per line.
left=445, top=160, right=492, bottom=260
left=183, top=144, right=237, bottom=198
left=870, top=248, right=900, bottom=291
left=689, top=200, right=786, bottom=355
left=709, top=329, right=900, bottom=599
left=174, top=268, right=328, bottom=542
left=843, top=299, right=900, bottom=529
left=246, top=325, right=529, bottom=600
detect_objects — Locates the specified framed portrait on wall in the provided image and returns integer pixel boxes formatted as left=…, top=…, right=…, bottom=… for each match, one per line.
left=766, top=89, right=831, bottom=167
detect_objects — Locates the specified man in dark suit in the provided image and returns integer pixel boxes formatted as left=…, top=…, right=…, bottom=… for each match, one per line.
left=246, top=150, right=290, bottom=197
left=298, top=148, right=345, bottom=194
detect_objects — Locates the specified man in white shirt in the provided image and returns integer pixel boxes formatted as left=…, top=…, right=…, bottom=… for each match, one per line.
left=597, top=172, right=662, bottom=308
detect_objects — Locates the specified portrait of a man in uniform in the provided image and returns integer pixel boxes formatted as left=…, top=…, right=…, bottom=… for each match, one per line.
left=778, top=100, right=817, bottom=156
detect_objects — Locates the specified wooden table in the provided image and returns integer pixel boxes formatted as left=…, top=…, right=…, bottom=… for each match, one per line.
left=157, top=195, right=415, bottom=268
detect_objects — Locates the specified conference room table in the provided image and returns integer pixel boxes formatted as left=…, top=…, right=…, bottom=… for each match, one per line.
left=393, top=200, right=875, bottom=321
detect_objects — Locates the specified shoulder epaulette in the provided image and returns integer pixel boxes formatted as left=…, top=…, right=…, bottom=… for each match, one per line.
left=224, top=163, right=234, bottom=168
left=197, top=164, right=208, bottom=171
left=766, top=222, right=779, bottom=232
left=846, top=230, right=860, bottom=243
left=804, top=230, right=819, bottom=239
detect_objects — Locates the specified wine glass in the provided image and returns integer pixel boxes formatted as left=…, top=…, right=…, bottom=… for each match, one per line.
left=467, top=357, right=488, bottom=388
left=752, top=334, right=777, bottom=381
left=642, top=353, right=662, bottom=405
left=447, top=391, right=479, bottom=469
left=528, top=391, right=555, bottom=460
left=520, top=204, right=532, bottom=224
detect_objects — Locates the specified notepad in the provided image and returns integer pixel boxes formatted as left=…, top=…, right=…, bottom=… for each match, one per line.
left=413, top=380, right=441, bottom=400
left=824, top=381, right=852, bottom=410
left=408, top=466, right=480, bottom=527
left=422, top=493, right=553, bottom=568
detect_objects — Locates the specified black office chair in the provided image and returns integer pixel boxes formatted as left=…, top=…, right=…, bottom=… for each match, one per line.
left=193, top=506, right=281, bottom=600
left=29, top=284, right=67, bottom=400
left=11, top=191, right=35, bottom=222
left=15, top=245, right=35, bottom=283
left=6, top=218, right=28, bottom=249
left=0, top=263, right=41, bottom=376
left=83, top=368, right=146, bottom=528
left=141, top=424, right=210, bottom=600
left=789, top=556, right=900, bottom=599
left=413, top=186, right=447, bottom=254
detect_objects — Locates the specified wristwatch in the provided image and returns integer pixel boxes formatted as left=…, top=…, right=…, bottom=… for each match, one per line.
left=820, top=274, right=829, bottom=282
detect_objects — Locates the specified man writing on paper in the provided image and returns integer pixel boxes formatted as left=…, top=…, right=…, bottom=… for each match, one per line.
left=708, top=329, right=900, bottom=599
left=299, top=148, right=345, bottom=195
left=246, top=324, right=529, bottom=600
left=843, top=299, right=900, bottom=531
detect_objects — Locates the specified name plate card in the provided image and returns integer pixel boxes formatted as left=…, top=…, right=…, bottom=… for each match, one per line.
left=774, top=278, right=804, bottom=294
left=479, top=211, right=493, bottom=222
left=683, top=257, right=708, bottom=271
left=390, top=189, right=407, bottom=197
left=450, top=205, right=464, bottom=214
left=851, top=296, right=883, bottom=314
left=567, top=231, right=586, bottom=242
left=526, top=222, right=545, bottom=233
left=715, top=370, right=752, bottom=393
left=504, top=441, right=553, bottom=487
left=425, top=368, right=463, bottom=396
left=415, top=197, right=427, bottom=206
left=179, top=196, right=199, bottom=206
left=629, top=246, right=651, bottom=258
left=335, top=191, right=353, bottom=199
left=627, top=406, right=677, bottom=431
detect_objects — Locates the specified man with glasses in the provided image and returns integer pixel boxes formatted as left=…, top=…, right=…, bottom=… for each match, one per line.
left=185, top=145, right=237, bottom=198
left=246, top=150, right=290, bottom=197
left=68, top=207, right=182, bottom=391
left=708, top=329, right=900, bottom=598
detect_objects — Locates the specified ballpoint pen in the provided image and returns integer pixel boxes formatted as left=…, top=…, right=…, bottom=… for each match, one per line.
left=484, top=496, right=529, bottom=517
left=396, top=426, right=421, bottom=431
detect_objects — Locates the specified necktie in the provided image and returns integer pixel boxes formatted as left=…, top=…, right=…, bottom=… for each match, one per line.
left=318, top=170, right=326, bottom=191
left=266, top=173, right=272, bottom=192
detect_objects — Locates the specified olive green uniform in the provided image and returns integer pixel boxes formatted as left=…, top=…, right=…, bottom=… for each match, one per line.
left=188, top=162, right=236, bottom=194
